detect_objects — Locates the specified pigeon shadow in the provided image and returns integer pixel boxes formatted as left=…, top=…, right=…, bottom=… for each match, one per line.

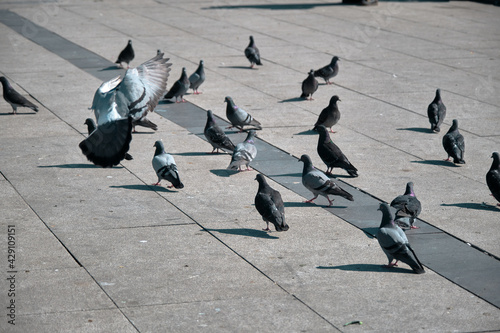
left=279, top=97, right=306, bottom=103
left=412, top=160, right=461, bottom=167
left=441, top=202, right=500, bottom=211
left=38, top=163, right=105, bottom=169
left=131, top=131, right=155, bottom=135
left=361, top=227, right=378, bottom=238
left=317, top=264, right=413, bottom=274
left=218, top=65, right=255, bottom=70
left=397, top=127, right=433, bottom=133
left=267, top=172, right=302, bottom=178
left=283, top=201, right=315, bottom=208
left=0, top=112, right=37, bottom=116
left=99, top=65, right=122, bottom=71
left=109, top=184, right=175, bottom=192
left=172, top=152, right=217, bottom=157
left=203, top=228, right=279, bottom=239
left=294, top=129, right=317, bottom=135
left=158, top=99, right=176, bottom=104
left=210, top=169, right=239, bottom=177
left=203, top=3, right=347, bottom=10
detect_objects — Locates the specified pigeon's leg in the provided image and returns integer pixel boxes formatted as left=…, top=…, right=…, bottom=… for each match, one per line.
left=304, top=195, right=318, bottom=203
left=329, top=128, right=337, bottom=134
left=410, top=226, right=420, bottom=229
left=9, top=105, right=17, bottom=114
left=326, top=197, right=335, bottom=206
left=166, top=184, right=174, bottom=188
left=250, top=63, right=254, bottom=69
left=384, top=260, right=399, bottom=268
left=444, top=156, right=452, bottom=162
left=262, top=222, right=271, bottom=232
left=152, top=181, right=161, bottom=186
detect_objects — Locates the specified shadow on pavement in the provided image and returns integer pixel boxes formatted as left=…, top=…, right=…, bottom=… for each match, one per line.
left=38, top=163, right=104, bottom=169
left=317, top=264, right=413, bottom=273
left=203, top=228, right=279, bottom=239
left=397, top=127, right=433, bottom=133
left=110, top=184, right=175, bottom=192
left=441, top=202, right=500, bottom=211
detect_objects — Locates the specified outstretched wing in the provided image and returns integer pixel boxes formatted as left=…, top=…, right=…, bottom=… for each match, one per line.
left=116, top=53, right=172, bottom=120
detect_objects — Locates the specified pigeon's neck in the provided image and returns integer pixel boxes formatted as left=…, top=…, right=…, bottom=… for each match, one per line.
left=86, top=121, right=96, bottom=134
left=154, top=145, right=164, bottom=156
left=491, top=154, right=500, bottom=171
left=302, top=161, right=314, bottom=175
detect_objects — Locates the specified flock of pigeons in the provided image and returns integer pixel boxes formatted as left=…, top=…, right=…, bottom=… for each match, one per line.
left=0, top=36, right=499, bottom=274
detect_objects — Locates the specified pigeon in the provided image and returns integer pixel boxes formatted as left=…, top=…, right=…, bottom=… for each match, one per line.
left=298, top=154, right=354, bottom=206
left=164, top=67, right=190, bottom=103
left=376, top=203, right=425, bottom=274
left=316, top=125, right=358, bottom=177
left=84, top=118, right=133, bottom=161
left=301, top=70, right=318, bottom=100
left=486, top=152, right=500, bottom=207
left=227, top=130, right=257, bottom=171
left=204, top=110, right=235, bottom=154
left=313, top=95, right=341, bottom=133
left=115, top=40, right=134, bottom=69
left=152, top=140, right=184, bottom=189
left=390, top=182, right=421, bottom=229
left=255, top=174, right=289, bottom=232
left=156, top=49, right=162, bottom=56
left=0, top=76, right=38, bottom=114
left=80, top=53, right=171, bottom=168
left=189, top=60, right=205, bottom=94
left=427, top=89, right=446, bottom=133
left=224, top=96, right=262, bottom=131
left=313, top=56, right=339, bottom=85
left=442, top=119, right=465, bottom=164
left=244, top=35, right=262, bottom=68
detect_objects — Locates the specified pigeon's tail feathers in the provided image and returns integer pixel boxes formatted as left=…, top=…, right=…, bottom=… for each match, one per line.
left=300, top=92, right=308, bottom=99
left=339, top=189, right=354, bottom=202
left=346, top=167, right=358, bottom=177
left=79, top=117, right=133, bottom=168
left=133, top=117, right=158, bottom=131
left=227, top=160, right=242, bottom=170
left=406, top=244, right=425, bottom=274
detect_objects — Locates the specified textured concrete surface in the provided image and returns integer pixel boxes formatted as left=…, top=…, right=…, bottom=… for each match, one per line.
left=0, top=0, right=499, bottom=332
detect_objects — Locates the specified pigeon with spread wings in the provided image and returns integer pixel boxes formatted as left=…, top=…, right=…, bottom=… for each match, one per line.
left=80, top=53, right=171, bottom=168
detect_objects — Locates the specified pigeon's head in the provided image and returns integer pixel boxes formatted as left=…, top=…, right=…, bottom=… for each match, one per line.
left=255, top=173, right=266, bottom=185
left=308, top=69, right=314, bottom=75
left=249, top=35, right=254, bottom=41
left=128, top=40, right=132, bottom=45
left=378, top=203, right=392, bottom=214
left=274, top=222, right=289, bottom=232
left=84, top=118, right=95, bottom=126
left=378, top=203, right=394, bottom=226
left=331, top=56, right=340, bottom=63
left=330, top=95, right=341, bottom=104
left=206, top=110, right=215, bottom=122
left=245, top=130, right=257, bottom=143
left=298, top=154, right=312, bottom=164
left=491, top=152, right=499, bottom=166
left=200, top=60, right=204, bottom=65
left=450, top=119, right=459, bottom=130
left=153, top=140, right=165, bottom=150
left=405, top=182, right=415, bottom=196
left=224, top=96, right=233, bottom=104
left=0, top=76, right=7, bottom=86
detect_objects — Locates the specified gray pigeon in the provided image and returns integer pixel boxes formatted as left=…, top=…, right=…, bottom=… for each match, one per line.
left=427, top=89, right=446, bottom=133
left=227, top=130, right=257, bottom=171
left=316, top=125, right=358, bottom=177
left=80, top=53, right=171, bottom=168
left=301, top=70, right=318, bottom=100
left=442, top=119, right=465, bottom=164
left=204, top=110, right=235, bottom=153
left=298, top=154, right=354, bottom=206
left=313, top=95, right=341, bottom=132
left=245, top=35, right=262, bottom=68
left=390, top=182, right=421, bottom=229
left=115, top=40, right=134, bottom=68
left=313, top=56, right=339, bottom=85
left=0, top=76, right=38, bottom=114
left=376, top=203, right=425, bottom=274
left=255, top=174, right=289, bottom=232
left=84, top=118, right=133, bottom=161
left=164, top=67, right=190, bottom=103
left=152, top=140, right=184, bottom=189
left=224, top=96, right=262, bottom=131
left=486, top=152, right=500, bottom=207
left=189, top=60, right=205, bottom=94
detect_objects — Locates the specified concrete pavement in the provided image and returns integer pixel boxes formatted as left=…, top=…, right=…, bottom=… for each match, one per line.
left=0, top=0, right=499, bottom=332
